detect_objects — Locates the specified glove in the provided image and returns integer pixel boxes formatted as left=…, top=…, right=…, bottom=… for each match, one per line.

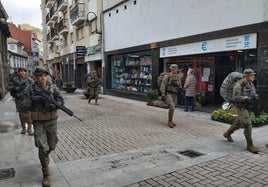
left=161, top=96, right=166, bottom=101
left=31, top=95, right=45, bottom=103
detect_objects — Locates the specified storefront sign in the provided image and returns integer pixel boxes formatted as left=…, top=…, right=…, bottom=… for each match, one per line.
left=160, top=33, right=257, bottom=58
left=86, top=45, right=102, bottom=56
left=76, top=46, right=86, bottom=57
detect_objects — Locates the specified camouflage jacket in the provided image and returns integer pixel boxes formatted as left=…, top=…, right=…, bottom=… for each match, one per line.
left=232, top=79, right=257, bottom=107
left=160, top=73, right=182, bottom=95
left=21, top=82, right=64, bottom=113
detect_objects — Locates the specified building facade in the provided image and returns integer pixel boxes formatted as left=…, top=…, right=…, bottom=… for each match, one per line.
left=102, top=0, right=268, bottom=110
left=7, top=38, right=28, bottom=73
left=42, top=0, right=103, bottom=88
left=0, top=2, right=11, bottom=100
left=8, top=23, right=40, bottom=75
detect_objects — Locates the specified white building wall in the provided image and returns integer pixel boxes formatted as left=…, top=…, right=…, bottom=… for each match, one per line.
left=104, top=0, right=268, bottom=51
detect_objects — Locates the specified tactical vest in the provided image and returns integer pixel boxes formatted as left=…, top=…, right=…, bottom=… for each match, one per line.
left=166, top=74, right=181, bottom=93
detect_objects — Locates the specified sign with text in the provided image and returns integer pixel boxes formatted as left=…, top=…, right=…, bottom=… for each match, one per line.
left=160, top=33, right=257, bottom=58
left=76, top=46, right=86, bottom=57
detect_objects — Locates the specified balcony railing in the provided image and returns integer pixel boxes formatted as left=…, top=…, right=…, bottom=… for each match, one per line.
left=57, top=0, right=68, bottom=12
left=58, top=19, right=69, bottom=35
left=70, top=3, right=85, bottom=25
left=45, top=0, right=54, bottom=8
left=51, top=26, right=59, bottom=40
left=46, top=14, right=50, bottom=24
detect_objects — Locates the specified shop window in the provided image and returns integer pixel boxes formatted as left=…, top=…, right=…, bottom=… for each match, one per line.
left=111, top=51, right=152, bottom=93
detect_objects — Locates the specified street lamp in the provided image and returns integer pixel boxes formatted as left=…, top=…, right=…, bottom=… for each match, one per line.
left=84, top=11, right=101, bottom=34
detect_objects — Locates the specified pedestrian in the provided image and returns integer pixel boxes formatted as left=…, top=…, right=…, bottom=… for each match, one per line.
left=55, top=71, right=63, bottom=90
left=8, top=67, right=34, bottom=135
left=160, top=64, right=182, bottom=128
left=88, top=70, right=101, bottom=105
left=84, top=71, right=91, bottom=88
left=184, top=68, right=197, bottom=111
left=223, top=68, right=259, bottom=154
left=21, top=66, right=64, bottom=186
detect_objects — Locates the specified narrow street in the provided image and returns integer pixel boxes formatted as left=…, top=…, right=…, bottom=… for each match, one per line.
left=1, top=90, right=268, bottom=187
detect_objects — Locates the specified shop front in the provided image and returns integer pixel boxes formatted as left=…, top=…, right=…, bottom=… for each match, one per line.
left=106, top=49, right=154, bottom=100
left=160, top=33, right=258, bottom=107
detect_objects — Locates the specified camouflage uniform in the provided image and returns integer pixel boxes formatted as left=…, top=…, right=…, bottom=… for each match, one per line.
left=8, top=68, right=34, bottom=134
left=160, top=64, right=182, bottom=128
left=88, top=71, right=101, bottom=105
left=21, top=67, right=64, bottom=187
left=223, top=69, right=258, bottom=153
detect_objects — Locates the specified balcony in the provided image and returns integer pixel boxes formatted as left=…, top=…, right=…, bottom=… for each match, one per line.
left=46, top=13, right=55, bottom=26
left=57, top=0, right=68, bottom=12
left=50, top=5, right=58, bottom=22
left=51, top=26, right=59, bottom=41
left=45, top=0, right=54, bottom=8
left=70, top=3, right=85, bottom=26
left=58, top=19, right=69, bottom=35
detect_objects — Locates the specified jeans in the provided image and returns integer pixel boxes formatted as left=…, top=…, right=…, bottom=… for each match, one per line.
left=185, top=96, right=195, bottom=111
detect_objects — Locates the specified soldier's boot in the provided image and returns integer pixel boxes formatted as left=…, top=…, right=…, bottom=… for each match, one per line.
left=27, top=124, right=34, bottom=135
left=95, top=99, right=99, bottom=105
left=41, top=167, right=51, bottom=187
left=246, top=138, right=259, bottom=154
left=167, top=121, right=174, bottom=128
left=168, top=114, right=174, bottom=128
left=21, top=123, right=26, bottom=134
left=88, top=99, right=91, bottom=104
left=223, top=129, right=234, bottom=142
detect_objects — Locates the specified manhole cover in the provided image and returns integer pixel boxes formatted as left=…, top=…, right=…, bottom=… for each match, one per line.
left=0, top=168, right=15, bottom=180
left=178, top=149, right=204, bottom=158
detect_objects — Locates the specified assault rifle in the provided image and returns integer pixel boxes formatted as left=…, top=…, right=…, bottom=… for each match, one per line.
left=246, top=95, right=261, bottom=117
left=36, top=89, right=83, bottom=122
left=244, top=85, right=261, bottom=117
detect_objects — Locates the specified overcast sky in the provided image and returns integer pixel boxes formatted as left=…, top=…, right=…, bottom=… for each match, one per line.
left=1, top=0, right=42, bottom=29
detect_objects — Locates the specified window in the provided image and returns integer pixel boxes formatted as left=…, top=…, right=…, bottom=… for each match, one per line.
left=111, top=51, right=152, bottom=93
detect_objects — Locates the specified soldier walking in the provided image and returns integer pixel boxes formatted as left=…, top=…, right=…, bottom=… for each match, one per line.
left=223, top=69, right=259, bottom=153
left=8, top=67, right=34, bottom=135
left=160, top=64, right=182, bottom=128
left=21, top=66, right=64, bottom=187
left=87, top=70, right=101, bottom=105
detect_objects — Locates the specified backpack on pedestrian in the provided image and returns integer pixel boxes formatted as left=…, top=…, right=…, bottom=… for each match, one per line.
left=220, top=72, right=243, bottom=102
left=157, top=72, right=169, bottom=95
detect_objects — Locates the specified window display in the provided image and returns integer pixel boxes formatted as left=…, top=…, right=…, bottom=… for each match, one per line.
left=111, top=52, right=152, bottom=93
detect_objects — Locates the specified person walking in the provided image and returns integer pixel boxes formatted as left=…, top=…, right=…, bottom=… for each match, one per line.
left=160, top=64, right=182, bottom=128
left=8, top=67, right=34, bottom=135
left=21, top=66, right=64, bottom=187
left=223, top=69, right=259, bottom=154
left=184, top=68, right=197, bottom=111
left=88, top=70, right=101, bottom=105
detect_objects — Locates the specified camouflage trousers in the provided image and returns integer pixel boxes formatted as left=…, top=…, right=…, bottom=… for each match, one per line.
left=228, top=106, right=252, bottom=139
left=33, top=119, right=58, bottom=168
left=166, top=93, right=177, bottom=120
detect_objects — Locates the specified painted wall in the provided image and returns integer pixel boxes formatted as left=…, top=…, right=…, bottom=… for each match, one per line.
left=103, top=0, right=268, bottom=51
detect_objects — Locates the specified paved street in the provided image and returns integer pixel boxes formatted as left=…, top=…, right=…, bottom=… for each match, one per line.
left=0, top=90, right=268, bottom=187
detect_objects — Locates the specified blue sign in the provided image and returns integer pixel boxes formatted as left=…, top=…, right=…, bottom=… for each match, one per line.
left=201, top=42, right=208, bottom=51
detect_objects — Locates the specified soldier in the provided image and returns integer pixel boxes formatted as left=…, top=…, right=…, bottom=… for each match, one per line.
left=160, top=64, right=182, bottom=128
left=223, top=69, right=259, bottom=154
left=88, top=70, right=101, bottom=105
left=21, top=66, right=64, bottom=187
left=8, top=67, right=34, bottom=135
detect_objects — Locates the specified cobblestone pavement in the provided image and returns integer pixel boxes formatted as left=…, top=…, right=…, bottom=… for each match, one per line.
left=52, top=92, right=227, bottom=163
left=1, top=91, right=268, bottom=187
left=125, top=151, right=268, bottom=187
